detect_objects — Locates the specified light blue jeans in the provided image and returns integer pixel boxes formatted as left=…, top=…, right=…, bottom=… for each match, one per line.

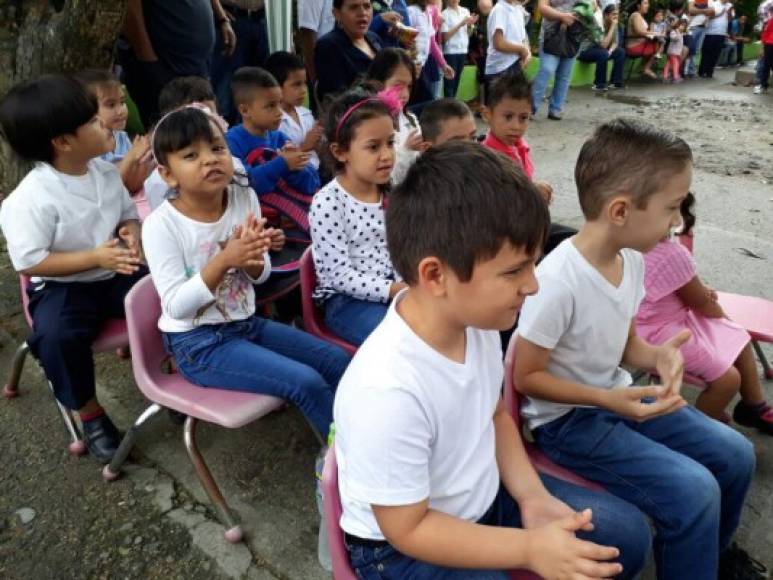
left=686, top=26, right=707, bottom=76
left=163, top=316, right=351, bottom=439
left=324, top=293, right=389, bottom=346
left=531, top=48, right=577, bottom=116
left=535, top=404, right=755, bottom=579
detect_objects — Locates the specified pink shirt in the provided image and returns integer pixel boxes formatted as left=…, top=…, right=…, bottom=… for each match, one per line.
left=637, top=239, right=696, bottom=326
left=482, top=131, right=535, bottom=179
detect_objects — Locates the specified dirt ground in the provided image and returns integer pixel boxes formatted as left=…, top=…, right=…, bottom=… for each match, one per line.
left=0, top=65, right=772, bottom=579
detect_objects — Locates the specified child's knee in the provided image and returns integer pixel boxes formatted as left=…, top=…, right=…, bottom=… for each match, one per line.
left=667, top=464, right=721, bottom=525
left=708, top=367, right=741, bottom=395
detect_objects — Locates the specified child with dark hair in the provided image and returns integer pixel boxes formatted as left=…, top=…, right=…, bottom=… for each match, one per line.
left=142, top=106, right=349, bottom=442
left=419, top=97, right=477, bottom=146
left=636, top=194, right=773, bottom=431
left=365, top=47, right=424, bottom=184
left=264, top=51, right=322, bottom=170
left=482, top=71, right=576, bottom=256
left=515, top=118, right=764, bottom=579
left=333, top=140, right=651, bottom=580
left=226, top=67, right=320, bottom=235
left=0, top=74, right=145, bottom=463
left=157, top=75, right=217, bottom=117
left=310, top=88, right=403, bottom=346
left=76, top=69, right=153, bottom=195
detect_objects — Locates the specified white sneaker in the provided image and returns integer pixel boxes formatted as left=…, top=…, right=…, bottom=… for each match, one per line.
left=753, top=85, right=768, bottom=95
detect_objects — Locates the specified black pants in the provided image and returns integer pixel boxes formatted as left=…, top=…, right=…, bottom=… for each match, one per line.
left=119, top=52, right=177, bottom=128
left=26, top=269, right=147, bottom=410
left=698, top=34, right=726, bottom=78
left=761, top=43, right=773, bottom=89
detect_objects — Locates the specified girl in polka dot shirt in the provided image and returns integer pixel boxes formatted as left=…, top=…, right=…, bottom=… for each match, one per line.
left=310, top=88, right=406, bottom=346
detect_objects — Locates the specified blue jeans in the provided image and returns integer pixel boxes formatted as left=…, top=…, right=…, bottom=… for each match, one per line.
left=324, top=294, right=389, bottom=346
left=535, top=405, right=755, bottom=580
left=531, top=48, right=577, bottom=116
left=686, top=26, right=706, bottom=76
left=210, top=11, right=270, bottom=124
left=443, top=53, right=466, bottom=98
left=577, top=46, right=626, bottom=87
left=348, top=475, right=651, bottom=579
left=163, top=316, right=350, bottom=439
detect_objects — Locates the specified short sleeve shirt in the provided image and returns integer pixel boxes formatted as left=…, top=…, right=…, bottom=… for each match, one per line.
left=441, top=6, right=471, bottom=54
left=298, top=0, right=336, bottom=36
left=486, top=1, right=528, bottom=74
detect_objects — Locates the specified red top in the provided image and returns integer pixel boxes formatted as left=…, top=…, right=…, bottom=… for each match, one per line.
left=763, top=18, right=773, bottom=45
left=482, top=131, right=535, bottom=180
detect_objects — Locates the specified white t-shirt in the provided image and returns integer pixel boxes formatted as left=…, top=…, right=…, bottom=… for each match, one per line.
left=517, top=239, right=646, bottom=431
left=392, top=110, right=421, bottom=186
left=486, top=1, right=528, bottom=75
left=309, top=178, right=396, bottom=303
left=441, top=5, right=471, bottom=55
left=298, top=0, right=335, bottom=36
left=142, top=181, right=271, bottom=333
left=144, top=156, right=246, bottom=212
left=334, top=294, right=502, bottom=540
left=408, top=5, right=435, bottom=67
left=705, top=1, right=730, bottom=35
left=279, top=106, right=320, bottom=170
left=0, top=160, right=138, bottom=283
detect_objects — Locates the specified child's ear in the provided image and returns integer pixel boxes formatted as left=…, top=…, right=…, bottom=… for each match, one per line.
left=481, top=106, right=493, bottom=125
left=329, top=142, right=348, bottom=165
left=237, top=102, right=250, bottom=119
left=416, top=256, right=447, bottom=297
left=51, top=134, right=73, bottom=155
left=157, top=164, right=178, bottom=190
left=607, top=195, right=632, bottom=226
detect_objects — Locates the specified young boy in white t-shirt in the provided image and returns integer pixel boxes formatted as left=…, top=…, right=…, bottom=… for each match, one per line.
left=485, top=0, right=531, bottom=90
left=0, top=74, right=145, bottom=464
left=333, top=141, right=651, bottom=579
left=515, top=118, right=764, bottom=580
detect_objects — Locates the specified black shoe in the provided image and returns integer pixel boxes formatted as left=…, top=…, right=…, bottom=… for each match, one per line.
left=719, top=543, right=769, bottom=579
left=82, top=414, right=121, bottom=463
left=547, top=111, right=563, bottom=120
left=732, top=400, right=773, bottom=435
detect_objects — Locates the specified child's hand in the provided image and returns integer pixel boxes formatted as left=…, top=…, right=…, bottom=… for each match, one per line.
left=526, top=509, right=623, bottom=579
left=269, top=228, right=286, bottom=252
left=117, top=222, right=144, bottom=262
left=405, top=129, right=428, bottom=152
left=301, top=122, right=323, bottom=152
left=220, top=221, right=269, bottom=270
left=380, top=11, right=403, bottom=25
left=602, top=384, right=686, bottom=421
left=521, top=46, right=532, bottom=68
left=653, top=329, right=691, bottom=396
left=124, top=135, right=152, bottom=167
left=279, top=144, right=311, bottom=171
left=94, top=238, right=142, bottom=275
left=466, top=13, right=479, bottom=26
left=442, top=64, right=456, bottom=80
left=534, top=181, right=554, bottom=205
left=521, top=491, right=592, bottom=532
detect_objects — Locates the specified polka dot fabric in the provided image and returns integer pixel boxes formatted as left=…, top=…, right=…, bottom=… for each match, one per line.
left=309, top=178, right=397, bottom=304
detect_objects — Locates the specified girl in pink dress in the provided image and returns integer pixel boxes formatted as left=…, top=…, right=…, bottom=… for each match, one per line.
left=637, top=193, right=773, bottom=434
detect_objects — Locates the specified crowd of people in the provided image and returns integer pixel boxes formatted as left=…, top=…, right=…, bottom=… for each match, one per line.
left=1, top=0, right=772, bottom=579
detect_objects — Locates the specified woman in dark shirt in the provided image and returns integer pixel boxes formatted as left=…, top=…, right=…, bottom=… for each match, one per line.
left=315, top=0, right=384, bottom=105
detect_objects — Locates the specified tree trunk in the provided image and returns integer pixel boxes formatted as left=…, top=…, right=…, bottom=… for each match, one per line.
left=0, top=0, right=129, bottom=194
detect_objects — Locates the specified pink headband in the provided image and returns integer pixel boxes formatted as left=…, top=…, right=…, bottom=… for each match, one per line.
left=151, top=102, right=229, bottom=163
left=334, top=86, right=404, bottom=142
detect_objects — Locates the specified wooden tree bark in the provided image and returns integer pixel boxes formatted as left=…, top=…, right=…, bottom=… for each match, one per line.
left=0, top=0, right=129, bottom=194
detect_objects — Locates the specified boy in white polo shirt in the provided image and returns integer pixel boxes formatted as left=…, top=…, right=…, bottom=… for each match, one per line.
left=0, top=74, right=145, bottom=464
left=332, top=141, right=650, bottom=579
left=515, top=118, right=763, bottom=580
left=485, top=0, right=531, bottom=92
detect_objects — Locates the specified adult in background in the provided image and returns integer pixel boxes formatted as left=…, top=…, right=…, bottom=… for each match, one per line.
left=315, top=0, right=383, bottom=105
left=370, top=0, right=411, bottom=47
left=578, top=3, right=626, bottom=91
left=698, top=0, right=732, bottom=78
left=298, top=0, right=336, bottom=90
left=685, top=0, right=715, bottom=78
left=531, top=0, right=580, bottom=120
left=210, top=1, right=269, bottom=125
left=120, top=0, right=234, bottom=126
left=731, top=14, right=750, bottom=65
left=625, top=0, right=659, bottom=80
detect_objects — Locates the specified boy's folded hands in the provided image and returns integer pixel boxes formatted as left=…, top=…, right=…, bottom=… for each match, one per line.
left=602, top=384, right=686, bottom=421
left=95, top=238, right=143, bottom=275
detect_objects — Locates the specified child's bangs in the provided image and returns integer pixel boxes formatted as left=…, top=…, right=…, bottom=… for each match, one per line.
left=153, top=108, right=221, bottom=163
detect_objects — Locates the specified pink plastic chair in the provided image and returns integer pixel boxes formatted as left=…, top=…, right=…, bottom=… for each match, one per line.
left=299, top=248, right=357, bottom=356
left=3, top=275, right=130, bottom=456
left=504, top=338, right=606, bottom=492
left=321, top=446, right=540, bottom=580
left=102, top=274, right=315, bottom=543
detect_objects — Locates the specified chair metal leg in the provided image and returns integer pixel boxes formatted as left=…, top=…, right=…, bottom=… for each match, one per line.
left=3, top=341, right=30, bottom=398
left=183, top=416, right=243, bottom=543
left=752, top=340, right=773, bottom=380
left=103, top=403, right=163, bottom=481
left=47, top=381, right=87, bottom=456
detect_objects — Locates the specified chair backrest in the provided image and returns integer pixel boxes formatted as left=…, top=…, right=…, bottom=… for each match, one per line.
left=322, top=446, right=359, bottom=580
left=123, top=274, right=166, bottom=399
left=299, top=248, right=357, bottom=355
left=19, top=275, right=33, bottom=328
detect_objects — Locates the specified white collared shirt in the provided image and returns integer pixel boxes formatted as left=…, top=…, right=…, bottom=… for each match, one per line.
left=279, top=106, right=320, bottom=169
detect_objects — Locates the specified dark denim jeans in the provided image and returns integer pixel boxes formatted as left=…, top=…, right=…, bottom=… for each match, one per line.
left=324, top=294, right=389, bottom=347
left=443, top=53, right=467, bottom=98
left=163, top=316, right=350, bottom=439
left=348, top=474, right=651, bottom=579
left=577, top=46, right=626, bottom=87
left=535, top=404, right=755, bottom=579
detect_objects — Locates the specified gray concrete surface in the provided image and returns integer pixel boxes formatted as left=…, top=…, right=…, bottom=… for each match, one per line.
left=1, top=64, right=771, bottom=579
